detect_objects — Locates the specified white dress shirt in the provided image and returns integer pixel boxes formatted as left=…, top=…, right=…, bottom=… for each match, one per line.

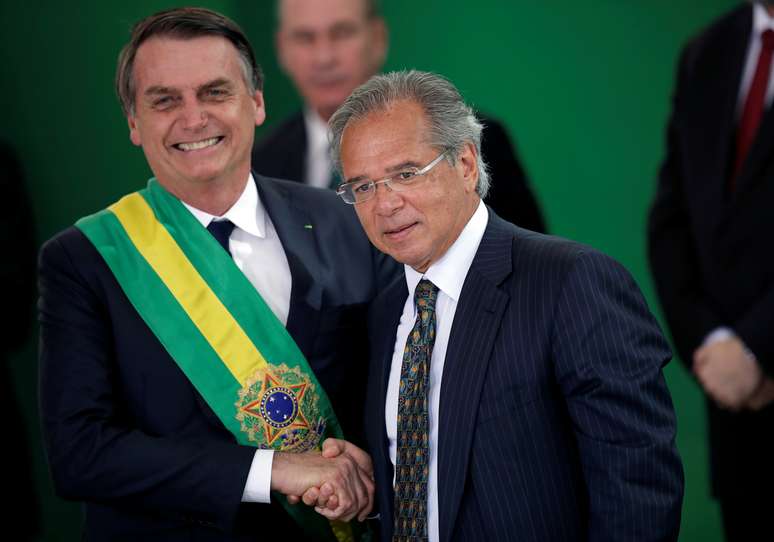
left=182, top=174, right=291, bottom=503
left=304, top=108, right=336, bottom=189
left=385, top=200, right=488, bottom=542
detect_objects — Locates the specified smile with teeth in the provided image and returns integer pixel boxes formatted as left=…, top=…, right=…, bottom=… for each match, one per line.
left=173, top=136, right=223, bottom=151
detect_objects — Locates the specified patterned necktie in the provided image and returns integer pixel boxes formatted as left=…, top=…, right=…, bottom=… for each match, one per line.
left=207, top=219, right=235, bottom=256
left=394, top=279, right=439, bottom=542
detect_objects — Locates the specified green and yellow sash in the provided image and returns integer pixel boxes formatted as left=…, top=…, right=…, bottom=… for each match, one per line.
left=76, top=178, right=360, bottom=541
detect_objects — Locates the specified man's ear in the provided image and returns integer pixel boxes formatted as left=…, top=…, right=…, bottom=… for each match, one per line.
left=253, top=90, right=266, bottom=127
left=128, top=115, right=142, bottom=147
left=458, top=141, right=479, bottom=193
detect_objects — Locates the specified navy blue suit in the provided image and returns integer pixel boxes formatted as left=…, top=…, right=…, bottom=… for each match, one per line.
left=365, top=211, right=683, bottom=541
left=38, top=175, right=397, bottom=541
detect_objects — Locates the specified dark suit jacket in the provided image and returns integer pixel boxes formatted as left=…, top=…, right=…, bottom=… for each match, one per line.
left=648, top=3, right=774, bottom=497
left=366, top=211, right=683, bottom=542
left=38, top=175, right=397, bottom=541
left=252, top=111, right=547, bottom=232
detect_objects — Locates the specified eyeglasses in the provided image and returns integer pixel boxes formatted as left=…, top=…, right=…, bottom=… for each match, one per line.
left=336, top=150, right=449, bottom=204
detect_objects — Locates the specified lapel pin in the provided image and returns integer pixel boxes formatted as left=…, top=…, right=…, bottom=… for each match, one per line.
left=304, top=224, right=313, bottom=230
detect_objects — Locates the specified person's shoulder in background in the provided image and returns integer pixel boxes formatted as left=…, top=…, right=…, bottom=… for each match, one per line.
left=251, top=111, right=307, bottom=182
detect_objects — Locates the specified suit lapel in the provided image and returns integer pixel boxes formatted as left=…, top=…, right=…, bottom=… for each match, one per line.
left=697, top=7, right=750, bottom=214
left=372, top=276, right=408, bottom=533
left=673, top=4, right=749, bottom=229
left=255, top=174, right=323, bottom=357
left=736, top=99, right=774, bottom=194
left=437, top=213, right=512, bottom=542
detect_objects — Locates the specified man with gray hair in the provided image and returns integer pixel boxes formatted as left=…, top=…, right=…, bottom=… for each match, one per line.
left=321, top=69, right=684, bottom=541
left=252, top=0, right=546, bottom=233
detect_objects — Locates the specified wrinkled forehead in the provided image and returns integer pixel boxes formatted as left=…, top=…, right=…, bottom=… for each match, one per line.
left=133, top=36, right=245, bottom=92
left=341, top=101, right=436, bottom=173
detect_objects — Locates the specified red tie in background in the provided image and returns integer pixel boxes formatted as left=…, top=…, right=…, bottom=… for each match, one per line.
left=733, top=29, right=774, bottom=185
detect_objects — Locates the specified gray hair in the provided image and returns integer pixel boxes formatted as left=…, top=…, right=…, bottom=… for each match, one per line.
left=329, top=70, right=490, bottom=198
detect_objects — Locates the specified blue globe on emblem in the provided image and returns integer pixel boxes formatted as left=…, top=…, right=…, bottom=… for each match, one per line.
left=259, top=387, right=299, bottom=428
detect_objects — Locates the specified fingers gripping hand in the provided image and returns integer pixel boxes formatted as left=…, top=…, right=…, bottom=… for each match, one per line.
left=270, top=443, right=374, bottom=521
left=313, top=452, right=372, bottom=522
left=318, top=439, right=374, bottom=521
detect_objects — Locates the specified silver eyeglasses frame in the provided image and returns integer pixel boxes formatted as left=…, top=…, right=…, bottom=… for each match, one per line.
left=336, top=150, right=449, bottom=204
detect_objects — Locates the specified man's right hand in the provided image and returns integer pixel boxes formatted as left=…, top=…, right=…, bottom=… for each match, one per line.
left=270, top=441, right=374, bottom=522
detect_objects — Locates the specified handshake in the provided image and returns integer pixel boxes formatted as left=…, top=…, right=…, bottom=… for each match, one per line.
left=271, top=438, right=374, bottom=522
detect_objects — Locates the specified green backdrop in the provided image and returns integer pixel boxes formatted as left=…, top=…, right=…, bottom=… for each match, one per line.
left=0, top=1, right=740, bottom=540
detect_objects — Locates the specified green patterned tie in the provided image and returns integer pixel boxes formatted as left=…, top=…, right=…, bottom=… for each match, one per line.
left=394, top=279, right=439, bottom=542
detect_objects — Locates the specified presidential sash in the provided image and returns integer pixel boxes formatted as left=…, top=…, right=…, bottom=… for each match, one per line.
left=76, top=178, right=360, bottom=542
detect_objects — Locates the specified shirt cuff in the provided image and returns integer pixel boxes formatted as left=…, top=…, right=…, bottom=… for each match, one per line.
left=241, top=449, right=274, bottom=503
left=702, top=326, right=735, bottom=346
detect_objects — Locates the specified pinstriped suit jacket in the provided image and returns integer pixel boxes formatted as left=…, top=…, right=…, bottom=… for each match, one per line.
left=365, top=211, right=684, bottom=542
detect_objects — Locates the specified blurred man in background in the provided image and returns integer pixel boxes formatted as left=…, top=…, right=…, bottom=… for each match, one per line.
left=253, top=0, right=546, bottom=232
left=649, top=1, right=774, bottom=539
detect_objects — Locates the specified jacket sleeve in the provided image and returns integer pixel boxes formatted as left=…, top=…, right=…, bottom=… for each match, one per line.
left=733, top=281, right=774, bottom=373
left=552, top=251, right=684, bottom=542
left=38, top=231, right=257, bottom=533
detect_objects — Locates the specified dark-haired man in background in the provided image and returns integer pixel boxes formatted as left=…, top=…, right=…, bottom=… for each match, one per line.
left=253, top=0, right=546, bottom=232
left=38, top=7, right=390, bottom=541
left=649, top=1, right=774, bottom=539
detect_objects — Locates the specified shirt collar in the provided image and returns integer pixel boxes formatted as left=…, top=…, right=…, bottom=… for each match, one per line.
left=753, top=3, right=774, bottom=34
left=181, top=173, right=267, bottom=238
left=404, top=199, right=489, bottom=304
left=303, top=107, right=331, bottom=154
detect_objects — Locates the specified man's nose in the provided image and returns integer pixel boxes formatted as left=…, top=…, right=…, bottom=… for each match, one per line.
left=373, top=182, right=403, bottom=215
left=179, top=99, right=208, bottom=131
left=312, top=37, right=337, bottom=66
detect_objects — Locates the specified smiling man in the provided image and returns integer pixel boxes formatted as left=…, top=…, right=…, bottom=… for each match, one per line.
left=37, top=7, right=395, bottom=541
left=326, top=70, right=684, bottom=541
